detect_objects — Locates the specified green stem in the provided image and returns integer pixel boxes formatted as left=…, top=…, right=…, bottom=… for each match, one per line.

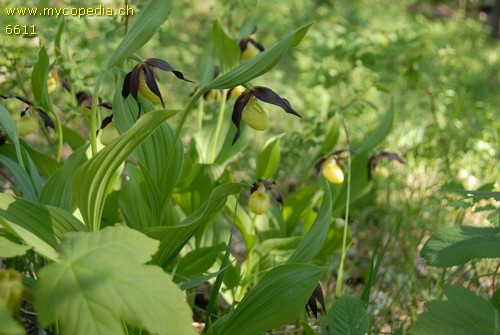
left=53, top=109, right=63, bottom=162
left=164, top=88, right=206, bottom=169
left=90, top=72, right=105, bottom=156
left=198, top=98, right=204, bottom=130
left=209, top=89, right=228, bottom=163
left=336, top=115, right=352, bottom=297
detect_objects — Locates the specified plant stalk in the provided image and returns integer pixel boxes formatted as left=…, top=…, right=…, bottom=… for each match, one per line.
left=336, top=114, right=352, bottom=297
left=90, top=72, right=105, bottom=156
left=209, top=89, right=228, bottom=162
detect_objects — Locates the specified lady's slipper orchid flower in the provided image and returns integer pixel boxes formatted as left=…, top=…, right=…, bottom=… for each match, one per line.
left=248, top=179, right=283, bottom=215
left=122, top=58, right=193, bottom=116
left=231, top=86, right=301, bottom=144
left=99, top=115, right=118, bottom=146
left=1, top=95, right=54, bottom=131
left=239, top=35, right=265, bottom=60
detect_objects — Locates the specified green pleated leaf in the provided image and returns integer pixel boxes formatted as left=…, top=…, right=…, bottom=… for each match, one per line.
left=0, top=193, right=86, bottom=260
left=329, top=295, right=369, bottom=335
left=211, top=264, right=325, bottom=335
left=212, top=19, right=240, bottom=74
left=105, top=0, right=171, bottom=68
left=0, top=236, right=30, bottom=257
left=0, top=104, right=24, bottom=170
left=176, top=243, right=226, bottom=279
left=119, top=165, right=153, bottom=231
left=31, top=45, right=52, bottom=113
left=256, top=134, right=282, bottom=179
left=411, top=285, right=500, bottom=335
left=287, top=180, right=332, bottom=264
left=39, top=144, right=88, bottom=211
left=421, top=226, right=500, bottom=268
left=0, top=155, right=38, bottom=201
left=283, top=186, right=322, bottom=235
left=35, top=226, right=196, bottom=335
left=72, top=109, right=178, bottom=230
left=206, top=22, right=313, bottom=89
left=145, top=183, right=244, bottom=266
left=22, top=141, right=60, bottom=178
left=354, top=98, right=394, bottom=153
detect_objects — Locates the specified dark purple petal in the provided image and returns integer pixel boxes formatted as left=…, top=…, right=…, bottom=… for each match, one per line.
left=121, top=71, right=133, bottom=99
left=249, top=39, right=265, bottom=52
left=37, top=110, right=55, bottom=130
left=239, top=39, right=249, bottom=52
left=61, top=77, right=71, bottom=92
left=100, top=115, right=113, bottom=130
left=231, top=91, right=252, bottom=145
left=143, top=64, right=165, bottom=108
left=130, top=66, right=142, bottom=100
left=380, top=151, right=406, bottom=164
left=272, top=190, right=283, bottom=206
left=0, top=95, right=34, bottom=106
left=98, top=102, right=113, bottom=110
left=252, top=86, right=301, bottom=118
left=145, top=58, right=194, bottom=83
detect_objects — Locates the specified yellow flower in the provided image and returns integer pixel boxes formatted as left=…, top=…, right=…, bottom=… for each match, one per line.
left=249, top=186, right=270, bottom=215
left=17, top=111, right=39, bottom=136
left=138, top=71, right=168, bottom=105
left=322, top=159, right=344, bottom=184
left=100, top=121, right=119, bottom=146
left=47, top=69, right=59, bottom=94
left=242, top=97, right=269, bottom=131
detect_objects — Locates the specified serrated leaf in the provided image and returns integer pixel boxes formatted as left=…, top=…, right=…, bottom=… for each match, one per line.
left=0, top=236, right=30, bottom=257
left=212, top=19, right=240, bottom=74
left=211, top=264, right=325, bottom=335
left=0, top=193, right=86, bottom=260
left=354, top=98, right=394, bottom=153
left=206, top=22, right=312, bottom=89
left=287, top=181, right=332, bottom=264
left=411, top=285, right=500, bottom=335
left=329, top=295, right=369, bottom=335
left=39, top=144, right=88, bottom=211
left=35, top=226, right=196, bottom=335
left=73, top=109, right=178, bottom=230
left=421, top=226, right=500, bottom=268
left=105, top=0, right=171, bottom=68
left=256, top=134, right=282, bottom=179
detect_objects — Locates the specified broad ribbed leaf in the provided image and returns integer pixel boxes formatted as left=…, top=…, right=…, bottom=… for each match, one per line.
left=206, top=22, right=312, bottom=89
left=0, top=155, right=38, bottom=201
left=35, top=226, right=196, bottom=335
left=421, top=226, right=500, bottom=268
left=0, top=193, right=86, bottom=260
left=287, top=181, right=332, bottom=264
left=145, top=183, right=244, bottom=266
left=0, top=104, right=23, bottom=169
left=105, top=0, right=171, bottom=68
left=0, top=236, right=30, bottom=257
left=322, top=112, right=341, bottom=155
left=72, top=109, right=178, bottom=230
left=411, top=285, right=500, bottom=335
left=22, top=142, right=60, bottom=178
left=119, top=165, right=153, bottom=231
left=39, top=144, right=88, bottom=211
left=256, top=135, right=282, bottom=179
left=354, top=98, right=394, bottom=153
left=61, top=124, right=86, bottom=150
left=211, top=264, right=325, bottom=335
left=329, top=295, right=369, bottom=335
left=212, top=19, right=240, bottom=74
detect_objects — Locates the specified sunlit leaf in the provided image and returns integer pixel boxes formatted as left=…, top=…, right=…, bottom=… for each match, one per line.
left=0, top=193, right=86, bottom=260
left=0, top=236, right=30, bottom=257
left=212, top=19, right=240, bottom=74
left=354, top=98, right=394, bottom=153
left=35, top=226, right=196, bottom=335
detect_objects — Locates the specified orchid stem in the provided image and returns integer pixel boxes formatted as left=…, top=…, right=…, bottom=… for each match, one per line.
left=210, top=89, right=228, bottom=163
left=336, top=114, right=352, bottom=297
